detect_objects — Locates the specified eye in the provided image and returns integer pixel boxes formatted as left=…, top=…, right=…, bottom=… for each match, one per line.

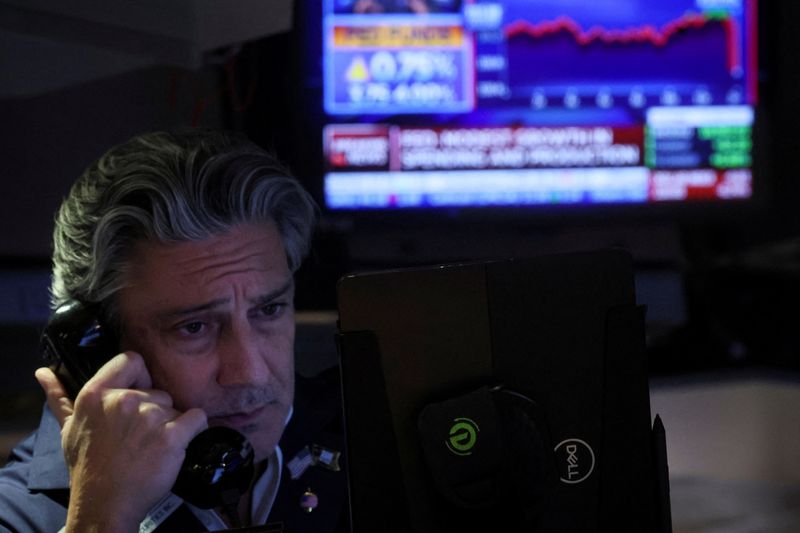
left=177, top=321, right=206, bottom=336
left=259, top=302, right=287, bottom=319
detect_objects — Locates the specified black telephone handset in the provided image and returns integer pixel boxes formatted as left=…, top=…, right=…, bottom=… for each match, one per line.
left=41, top=300, right=256, bottom=512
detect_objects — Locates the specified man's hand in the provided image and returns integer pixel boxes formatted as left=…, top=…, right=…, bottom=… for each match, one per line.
left=35, top=352, right=208, bottom=533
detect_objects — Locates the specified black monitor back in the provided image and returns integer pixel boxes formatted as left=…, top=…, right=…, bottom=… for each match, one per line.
left=336, top=250, right=669, bottom=532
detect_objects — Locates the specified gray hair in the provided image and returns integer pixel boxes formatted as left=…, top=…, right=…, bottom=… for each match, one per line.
left=50, top=129, right=317, bottom=322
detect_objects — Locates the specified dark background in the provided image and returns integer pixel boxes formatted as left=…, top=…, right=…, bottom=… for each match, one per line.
left=2, top=0, right=800, bottom=409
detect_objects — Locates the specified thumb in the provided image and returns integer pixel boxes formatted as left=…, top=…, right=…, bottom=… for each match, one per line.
left=35, top=367, right=74, bottom=427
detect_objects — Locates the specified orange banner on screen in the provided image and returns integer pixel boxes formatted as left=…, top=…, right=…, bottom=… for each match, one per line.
left=333, top=25, right=464, bottom=47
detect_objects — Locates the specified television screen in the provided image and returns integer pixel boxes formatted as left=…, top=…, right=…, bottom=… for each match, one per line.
left=317, top=0, right=759, bottom=212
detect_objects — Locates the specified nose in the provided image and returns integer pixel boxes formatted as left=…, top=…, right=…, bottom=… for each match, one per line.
left=215, top=321, right=270, bottom=387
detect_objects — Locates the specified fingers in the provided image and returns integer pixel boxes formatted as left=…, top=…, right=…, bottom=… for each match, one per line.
left=89, top=351, right=154, bottom=392
left=76, top=352, right=206, bottom=446
left=35, top=367, right=73, bottom=427
left=107, top=393, right=206, bottom=451
left=44, top=349, right=209, bottom=461
left=166, top=407, right=209, bottom=446
left=35, top=353, right=169, bottom=429
left=36, top=353, right=172, bottom=429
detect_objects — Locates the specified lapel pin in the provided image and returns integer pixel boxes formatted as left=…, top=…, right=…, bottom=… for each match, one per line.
left=287, top=446, right=314, bottom=480
left=300, top=488, right=318, bottom=513
left=287, top=444, right=342, bottom=481
left=311, top=444, right=341, bottom=472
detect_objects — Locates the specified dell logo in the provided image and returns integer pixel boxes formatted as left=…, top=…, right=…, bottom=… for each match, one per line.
left=446, top=417, right=480, bottom=456
left=554, top=438, right=595, bottom=484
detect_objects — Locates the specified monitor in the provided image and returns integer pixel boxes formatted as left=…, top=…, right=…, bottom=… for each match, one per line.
left=313, top=0, right=759, bottom=213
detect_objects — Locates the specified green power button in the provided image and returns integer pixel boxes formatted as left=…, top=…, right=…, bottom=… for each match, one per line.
left=446, top=417, right=479, bottom=456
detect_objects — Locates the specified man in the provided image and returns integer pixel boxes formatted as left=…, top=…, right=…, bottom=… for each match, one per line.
left=0, top=130, right=348, bottom=532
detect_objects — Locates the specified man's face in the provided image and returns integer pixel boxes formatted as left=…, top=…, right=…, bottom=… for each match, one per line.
left=116, top=222, right=295, bottom=462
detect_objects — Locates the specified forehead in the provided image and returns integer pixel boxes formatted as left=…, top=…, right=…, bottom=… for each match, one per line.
left=119, top=222, right=291, bottom=311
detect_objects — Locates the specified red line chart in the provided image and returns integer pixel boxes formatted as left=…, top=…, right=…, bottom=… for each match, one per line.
left=503, top=13, right=741, bottom=75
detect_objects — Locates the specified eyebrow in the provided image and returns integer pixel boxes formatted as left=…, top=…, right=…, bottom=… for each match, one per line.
left=154, top=279, right=294, bottom=322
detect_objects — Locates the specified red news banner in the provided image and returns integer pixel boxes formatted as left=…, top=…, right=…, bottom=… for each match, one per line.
left=325, top=124, right=644, bottom=172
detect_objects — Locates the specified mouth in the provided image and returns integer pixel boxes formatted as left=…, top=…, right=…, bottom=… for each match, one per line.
left=209, top=404, right=270, bottom=430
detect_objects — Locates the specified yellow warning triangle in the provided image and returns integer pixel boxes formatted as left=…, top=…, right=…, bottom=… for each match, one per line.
left=346, top=56, right=370, bottom=82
